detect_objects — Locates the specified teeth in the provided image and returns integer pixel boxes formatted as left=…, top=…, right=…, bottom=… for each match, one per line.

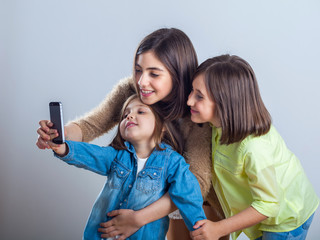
left=141, top=89, right=153, bottom=94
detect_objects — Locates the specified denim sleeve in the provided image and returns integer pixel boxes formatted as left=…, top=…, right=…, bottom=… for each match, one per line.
left=166, top=152, right=207, bottom=231
left=54, top=140, right=118, bottom=176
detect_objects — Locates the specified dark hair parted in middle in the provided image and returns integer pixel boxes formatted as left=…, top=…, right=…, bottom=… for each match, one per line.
left=134, top=28, right=198, bottom=121
left=194, top=54, right=271, bottom=145
left=111, top=94, right=183, bottom=154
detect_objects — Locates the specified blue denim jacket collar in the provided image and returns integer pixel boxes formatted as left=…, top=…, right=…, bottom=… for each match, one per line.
left=124, top=141, right=172, bottom=156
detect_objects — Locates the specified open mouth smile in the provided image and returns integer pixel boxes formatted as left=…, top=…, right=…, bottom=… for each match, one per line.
left=140, top=89, right=154, bottom=97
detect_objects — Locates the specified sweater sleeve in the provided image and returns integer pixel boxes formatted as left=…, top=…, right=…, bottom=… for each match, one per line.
left=180, top=119, right=212, bottom=199
left=70, top=76, right=136, bottom=142
left=180, top=118, right=226, bottom=220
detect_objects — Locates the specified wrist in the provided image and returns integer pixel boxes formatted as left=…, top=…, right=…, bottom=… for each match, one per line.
left=216, top=219, right=231, bottom=237
left=54, top=143, right=68, bottom=157
left=133, top=209, right=149, bottom=227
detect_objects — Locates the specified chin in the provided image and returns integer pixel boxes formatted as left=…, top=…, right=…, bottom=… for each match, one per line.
left=141, top=97, right=157, bottom=105
left=190, top=116, right=201, bottom=123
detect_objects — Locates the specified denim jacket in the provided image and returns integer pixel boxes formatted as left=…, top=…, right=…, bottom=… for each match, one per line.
left=55, top=140, right=206, bottom=240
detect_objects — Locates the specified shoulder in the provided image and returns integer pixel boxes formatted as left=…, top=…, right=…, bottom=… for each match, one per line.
left=179, top=116, right=211, bottom=140
left=241, top=125, right=281, bottom=152
left=118, top=76, right=135, bottom=89
left=158, top=142, right=185, bottom=161
left=107, top=76, right=136, bottom=98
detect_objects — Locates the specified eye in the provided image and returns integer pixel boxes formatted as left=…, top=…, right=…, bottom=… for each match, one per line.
left=138, top=110, right=145, bottom=114
left=150, top=72, right=159, bottom=77
left=196, top=94, right=203, bottom=100
left=135, top=68, right=142, bottom=74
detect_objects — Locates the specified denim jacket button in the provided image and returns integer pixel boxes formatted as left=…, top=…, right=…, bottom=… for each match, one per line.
left=129, top=184, right=132, bottom=188
left=142, top=171, right=145, bottom=174
left=120, top=171, right=124, bottom=174
left=154, top=172, right=157, bottom=175
left=119, top=203, right=122, bottom=206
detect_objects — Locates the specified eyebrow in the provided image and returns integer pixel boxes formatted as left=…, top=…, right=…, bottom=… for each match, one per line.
left=195, top=88, right=204, bottom=95
left=135, top=63, right=164, bottom=71
left=125, top=104, right=149, bottom=111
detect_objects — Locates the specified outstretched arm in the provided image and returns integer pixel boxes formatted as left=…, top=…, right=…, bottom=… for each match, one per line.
left=54, top=140, right=118, bottom=175
left=36, top=77, right=136, bottom=149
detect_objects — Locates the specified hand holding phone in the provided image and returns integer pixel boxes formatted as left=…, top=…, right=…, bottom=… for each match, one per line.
left=49, top=102, right=65, bottom=144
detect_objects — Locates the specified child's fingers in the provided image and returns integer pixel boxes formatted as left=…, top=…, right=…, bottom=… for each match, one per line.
left=36, top=136, right=50, bottom=149
left=49, top=131, right=59, bottom=141
left=47, top=141, right=64, bottom=152
left=38, top=120, right=53, bottom=133
left=107, top=209, right=122, bottom=217
left=190, top=227, right=203, bottom=239
left=100, top=221, right=113, bottom=228
left=193, top=219, right=206, bottom=229
left=46, top=120, right=53, bottom=127
left=37, top=127, right=51, bottom=141
left=118, top=235, right=126, bottom=240
left=100, top=230, right=121, bottom=238
left=47, top=141, right=59, bottom=148
left=98, top=225, right=115, bottom=234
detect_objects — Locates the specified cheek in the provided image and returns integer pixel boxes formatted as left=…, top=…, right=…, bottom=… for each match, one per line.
left=158, top=76, right=173, bottom=93
left=119, top=122, right=126, bottom=135
left=159, top=81, right=173, bottom=97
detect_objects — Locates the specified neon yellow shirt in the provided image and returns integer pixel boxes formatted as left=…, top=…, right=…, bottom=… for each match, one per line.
left=211, top=125, right=319, bottom=240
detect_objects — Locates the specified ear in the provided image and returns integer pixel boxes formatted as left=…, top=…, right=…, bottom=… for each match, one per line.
left=162, top=122, right=168, bottom=132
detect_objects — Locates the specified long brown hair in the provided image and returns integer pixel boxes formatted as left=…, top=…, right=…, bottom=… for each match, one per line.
left=133, top=28, right=198, bottom=121
left=194, top=54, right=271, bottom=145
left=111, top=94, right=183, bottom=154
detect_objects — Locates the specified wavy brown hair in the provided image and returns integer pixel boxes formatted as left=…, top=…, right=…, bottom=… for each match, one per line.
left=111, top=94, right=183, bottom=154
left=133, top=28, right=198, bottom=121
left=194, top=54, right=271, bottom=145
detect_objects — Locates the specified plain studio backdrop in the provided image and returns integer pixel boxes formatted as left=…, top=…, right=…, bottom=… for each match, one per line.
left=1, top=0, right=319, bottom=239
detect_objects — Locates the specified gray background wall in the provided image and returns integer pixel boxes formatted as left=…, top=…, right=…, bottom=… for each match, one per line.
left=1, top=0, right=319, bottom=239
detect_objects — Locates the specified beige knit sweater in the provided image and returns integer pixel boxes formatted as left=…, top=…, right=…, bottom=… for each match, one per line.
left=72, top=76, right=224, bottom=219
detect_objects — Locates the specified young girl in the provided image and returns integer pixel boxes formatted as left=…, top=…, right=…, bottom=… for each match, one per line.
left=187, top=54, right=319, bottom=240
left=37, top=28, right=227, bottom=240
left=49, top=95, right=206, bottom=240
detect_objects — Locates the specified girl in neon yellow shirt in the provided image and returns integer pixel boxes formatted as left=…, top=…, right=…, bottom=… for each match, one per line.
left=187, top=54, right=319, bottom=240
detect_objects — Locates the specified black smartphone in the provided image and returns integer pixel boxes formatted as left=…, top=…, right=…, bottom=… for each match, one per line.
left=49, top=102, right=65, bottom=144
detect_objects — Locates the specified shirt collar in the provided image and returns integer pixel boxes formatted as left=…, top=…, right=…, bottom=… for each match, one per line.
left=124, top=141, right=171, bottom=155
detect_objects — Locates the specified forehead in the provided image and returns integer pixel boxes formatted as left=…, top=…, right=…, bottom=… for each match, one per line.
left=136, top=51, right=164, bottom=68
left=193, top=74, right=207, bottom=91
left=125, top=98, right=149, bottom=109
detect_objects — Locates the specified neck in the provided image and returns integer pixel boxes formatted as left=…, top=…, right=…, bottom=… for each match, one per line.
left=132, top=140, right=156, bottom=159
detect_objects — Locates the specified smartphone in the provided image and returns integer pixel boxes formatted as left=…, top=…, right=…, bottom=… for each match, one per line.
left=49, top=102, right=65, bottom=144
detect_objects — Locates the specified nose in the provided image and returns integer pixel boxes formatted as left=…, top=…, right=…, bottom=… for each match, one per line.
left=126, top=112, right=134, bottom=120
left=187, top=92, right=194, bottom=106
left=137, top=73, right=149, bottom=88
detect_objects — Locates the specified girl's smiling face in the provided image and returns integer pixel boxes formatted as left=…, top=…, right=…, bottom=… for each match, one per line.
left=187, top=74, right=220, bottom=127
left=135, top=51, right=173, bottom=105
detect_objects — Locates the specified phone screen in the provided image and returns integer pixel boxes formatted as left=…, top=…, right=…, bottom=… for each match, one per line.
left=49, top=102, right=65, bottom=144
